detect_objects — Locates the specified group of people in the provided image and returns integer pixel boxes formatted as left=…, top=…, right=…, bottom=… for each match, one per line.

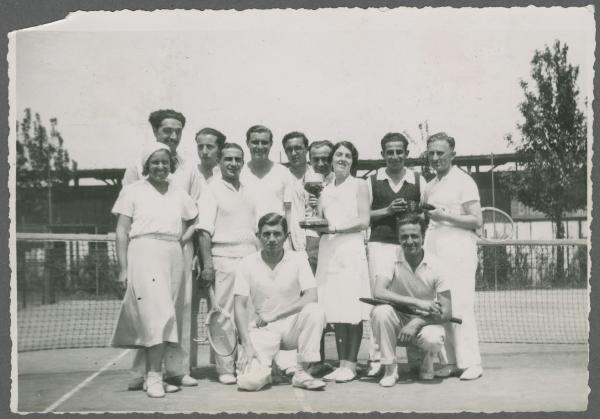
left=110, top=109, right=484, bottom=398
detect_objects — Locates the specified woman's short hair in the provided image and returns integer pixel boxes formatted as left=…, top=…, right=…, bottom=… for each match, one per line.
left=330, top=141, right=359, bottom=175
left=148, top=109, right=186, bottom=130
left=195, top=127, right=227, bottom=149
left=257, top=212, right=288, bottom=235
left=142, top=148, right=177, bottom=176
left=427, top=132, right=455, bottom=150
left=246, top=125, right=273, bottom=143
left=380, top=132, right=409, bottom=152
left=221, top=142, right=245, bottom=158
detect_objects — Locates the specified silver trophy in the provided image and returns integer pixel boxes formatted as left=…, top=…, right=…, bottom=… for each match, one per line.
left=299, top=171, right=329, bottom=229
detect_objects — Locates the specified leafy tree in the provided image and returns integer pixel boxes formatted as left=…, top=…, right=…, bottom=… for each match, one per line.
left=502, top=40, right=587, bottom=282
left=16, top=109, right=75, bottom=224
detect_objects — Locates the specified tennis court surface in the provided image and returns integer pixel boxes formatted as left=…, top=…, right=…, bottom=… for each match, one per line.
left=17, top=339, right=588, bottom=413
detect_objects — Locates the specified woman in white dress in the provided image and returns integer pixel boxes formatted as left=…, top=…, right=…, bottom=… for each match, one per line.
left=111, top=143, right=198, bottom=398
left=312, top=141, right=371, bottom=383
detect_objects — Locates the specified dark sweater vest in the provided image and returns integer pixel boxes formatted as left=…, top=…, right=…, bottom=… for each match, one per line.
left=369, top=171, right=420, bottom=244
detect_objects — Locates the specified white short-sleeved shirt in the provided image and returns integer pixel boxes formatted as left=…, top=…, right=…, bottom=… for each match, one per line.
left=112, top=180, right=198, bottom=239
left=195, top=178, right=258, bottom=258
left=123, top=152, right=204, bottom=201
left=234, top=250, right=316, bottom=318
left=240, top=162, right=291, bottom=221
left=423, top=166, right=480, bottom=230
left=367, top=167, right=427, bottom=204
left=377, top=254, right=448, bottom=301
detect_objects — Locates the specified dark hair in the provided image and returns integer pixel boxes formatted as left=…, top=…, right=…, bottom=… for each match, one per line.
left=308, top=140, right=334, bottom=155
left=246, top=125, right=273, bottom=143
left=142, top=148, right=177, bottom=176
left=397, top=214, right=426, bottom=236
left=221, top=142, right=245, bottom=158
left=380, top=132, right=409, bottom=152
left=330, top=141, right=359, bottom=175
left=282, top=131, right=309, bottom=149
left=195, top=127, right=227, bottom=149
left=257, top=212, right=288, bottom=235
left=427, top=132, right=455, bottom=150
left=148, top=109, right=186, bottom=130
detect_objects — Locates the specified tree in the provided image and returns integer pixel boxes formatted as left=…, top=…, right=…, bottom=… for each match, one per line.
left=16, top=109, right=75, bottom=225
left=502, top=40, right=587, bottom=282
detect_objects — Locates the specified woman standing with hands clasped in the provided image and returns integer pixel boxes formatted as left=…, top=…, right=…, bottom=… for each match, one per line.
left=309, top=141, right=372, bottom=383
left=110, top=143, right=198, bottom=398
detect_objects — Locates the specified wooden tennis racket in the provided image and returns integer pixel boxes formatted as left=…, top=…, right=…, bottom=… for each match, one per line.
left=360, top=297, right=462, bottom=324
left=477, top=207, right=515, bottom=243
left=193, top=283, right=238, bottom=357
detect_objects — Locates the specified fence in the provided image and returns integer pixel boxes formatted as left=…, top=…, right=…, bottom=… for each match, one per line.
left=14, top=234, right=588, bottom=351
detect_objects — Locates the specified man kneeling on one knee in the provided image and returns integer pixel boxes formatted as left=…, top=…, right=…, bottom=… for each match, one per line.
left=371, top=215, right=452, bottom=387
left=233, top=213, right=327, bottom=391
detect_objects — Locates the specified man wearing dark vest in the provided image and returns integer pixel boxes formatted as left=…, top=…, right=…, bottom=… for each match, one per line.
left=365, top=132, right=426, bottom=377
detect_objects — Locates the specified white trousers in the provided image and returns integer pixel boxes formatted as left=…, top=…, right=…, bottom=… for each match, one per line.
left=131, top=241, right=193, bottom=378
left=424, top=227, right=481, bottom=369
left=248, top=303, right=326, bottom=370
left=366, top=242, right=403, bottom=361
left=370, top=304, right=445, bottom=366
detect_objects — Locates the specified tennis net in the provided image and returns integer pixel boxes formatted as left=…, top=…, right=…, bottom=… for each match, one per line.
left=14, top=233, right=588, bottom=351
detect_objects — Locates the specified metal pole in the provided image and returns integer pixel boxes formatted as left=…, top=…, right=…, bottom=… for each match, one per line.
left=491, top=153, right=498, bottom=291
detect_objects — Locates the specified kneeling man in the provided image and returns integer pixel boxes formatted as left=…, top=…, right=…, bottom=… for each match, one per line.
left=234, top=213, right=327, bottom=391
left=371, top=215, right=452, bottom=387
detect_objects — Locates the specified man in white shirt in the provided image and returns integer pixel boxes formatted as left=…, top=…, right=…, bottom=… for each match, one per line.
left=423, top=132, right=483, bottom=381
left=371, top=216, right=452, bottom=387
left=366, top=132, right=427, bottom=377
left=196, top=143, right=258, bottom=385
left=124, top=109, right=202, bottom=390
left=234, top=213, right=327, bottom=391
left=240, top=125, right=290, bottom=221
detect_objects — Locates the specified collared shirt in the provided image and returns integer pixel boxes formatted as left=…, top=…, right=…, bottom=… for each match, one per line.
left=197, top=164, right=221, bottom=188
left=112, top=179, right=198, bottom=239
left=122, top=150, right=204, bottom=201
left=283, top=166, right=335, bottom=250
left=233, top=250, right=316, bottom=318
left=240, top=162, right=291, bottom=221
left=195, top=178, right=258, bottom=258
left=378, top=253, right=448, bottom=301
left=423, top=166, right=480, bottom=230
left=367, top=167, right=426, bottom=204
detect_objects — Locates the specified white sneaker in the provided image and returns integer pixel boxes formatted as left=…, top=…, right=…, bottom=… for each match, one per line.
left=179, top=374, right=199, bottom=386
left=323, top=368, right=342, bottom=381
left=366, top=361, right=382, bottom=377
left=145, top=372, right=165, bottom=398
left=335, top=367, right=356, bottom=383
left=379, top=364, right=398, bottom=387
left=143, top=380, right=180, bottom=393
left=218, top=373, right=237, bottom=385
left=460, top=365, right=483, bottom=381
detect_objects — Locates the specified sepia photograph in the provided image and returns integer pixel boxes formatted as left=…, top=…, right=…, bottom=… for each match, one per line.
left=8, top=6, right=594, bottom=414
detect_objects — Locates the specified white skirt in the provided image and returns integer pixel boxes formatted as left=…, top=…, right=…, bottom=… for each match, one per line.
left=111, top=236, right=184, bottom=348
left=316, top=232, right=371, bottom=324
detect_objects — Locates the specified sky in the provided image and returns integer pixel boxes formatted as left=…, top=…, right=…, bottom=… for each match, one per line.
left=10, top=7, right=595, bottom=170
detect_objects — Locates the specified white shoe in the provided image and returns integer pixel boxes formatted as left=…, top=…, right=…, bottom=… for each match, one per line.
left=145, top=372, right=165, bottom=398
left=460, top=365, right=483, bottom=381
left=218, top=373, right=237, bottom=385
left=335, top=367, right=356, bottom=383
left=366, top=361, right=382, bottom=377
left=143, top=380, right=180, bottom=393
left=179, top=374, right=199, bottom=386
left=323, top=368, right=342, bottom=382
left=292, top=370, right=326, bottom=390
left=379, top=365, right=398, bottom=387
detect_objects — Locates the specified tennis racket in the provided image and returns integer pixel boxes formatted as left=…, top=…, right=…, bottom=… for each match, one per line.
left=194, top=283, right=238, bottom=357
left=477, top=207, right=514, bottom=243
left=359, top=297, right=462, bottom=324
